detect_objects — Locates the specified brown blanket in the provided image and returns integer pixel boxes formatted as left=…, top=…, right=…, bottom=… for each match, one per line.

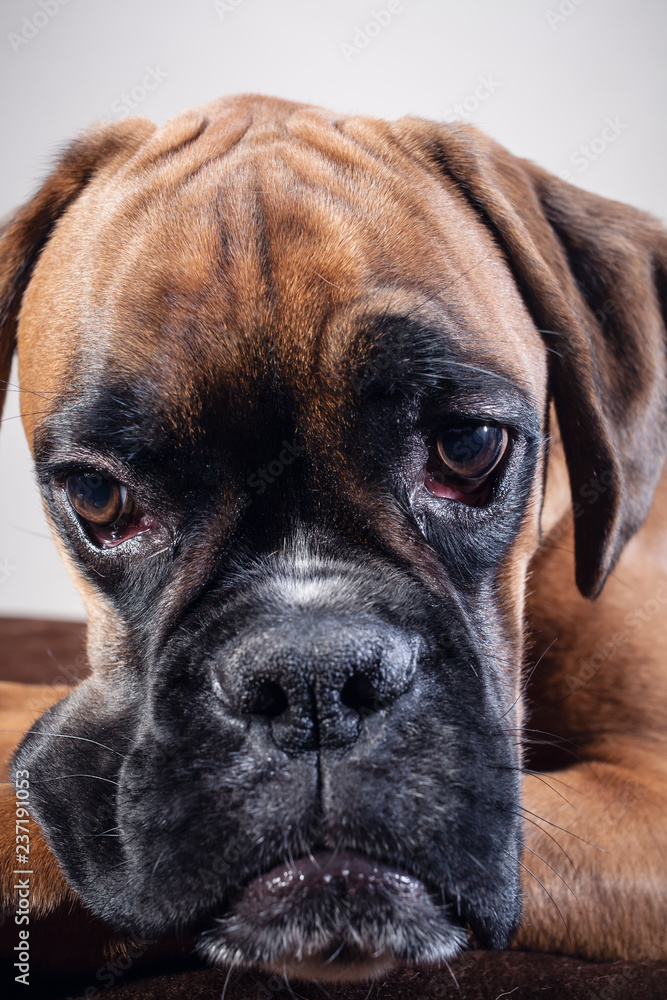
left=1, top=617, right=665, bottom=998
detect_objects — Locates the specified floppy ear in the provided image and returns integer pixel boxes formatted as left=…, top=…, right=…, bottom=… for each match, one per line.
left=392, top=119, right=667, bottom=598
left=0, top=118, right=156, bottom=422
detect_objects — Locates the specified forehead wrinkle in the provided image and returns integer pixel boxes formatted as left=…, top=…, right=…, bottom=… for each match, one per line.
left=63, top=165, right=278, bottom=428
left=314, top=277, right=546, bottom=405
left=240, top=140, right=547, bottom=404
left=245, top=151, right=475, bottom=395
left=26, top=107, right=546, bottom=449
left=85, top=144, right=435, bottom=412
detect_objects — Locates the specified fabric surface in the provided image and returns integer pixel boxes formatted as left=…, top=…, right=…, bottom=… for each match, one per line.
left=25, top=952, right=667, bottom=1000
left=1, top=617, right=665, bottom=999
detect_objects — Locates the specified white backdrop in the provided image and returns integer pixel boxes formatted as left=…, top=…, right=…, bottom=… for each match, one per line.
left=1, top=0, right=665, bottom=620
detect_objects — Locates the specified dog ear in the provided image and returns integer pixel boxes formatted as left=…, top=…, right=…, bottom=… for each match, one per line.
left=393, top=120, right=667, bottom=598
left=0, top=118, right=155, bottom=423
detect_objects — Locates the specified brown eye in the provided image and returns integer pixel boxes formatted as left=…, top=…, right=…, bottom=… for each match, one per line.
left=436, top=425, right=508, bottom=484
left=425, top=424, right=509, bottom=504
left=66, top=473, right=131, bottom=526
left=64, top=472, right=157, bottom=547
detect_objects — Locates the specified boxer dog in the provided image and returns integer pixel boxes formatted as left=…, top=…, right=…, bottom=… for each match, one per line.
left=1, top=95, right=666, bottom=981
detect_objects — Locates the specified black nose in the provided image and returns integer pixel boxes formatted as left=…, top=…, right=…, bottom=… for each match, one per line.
left=214, top=618, right=418, bottom=753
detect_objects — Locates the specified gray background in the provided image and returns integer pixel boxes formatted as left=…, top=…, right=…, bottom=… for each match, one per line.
left=1, top=0, right=665, bottom=621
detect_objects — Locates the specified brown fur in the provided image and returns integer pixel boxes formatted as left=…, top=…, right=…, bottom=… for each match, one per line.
left=1, top=94, right=666, bottom=969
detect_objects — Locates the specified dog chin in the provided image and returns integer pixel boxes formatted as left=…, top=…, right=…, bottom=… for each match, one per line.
left=196, top=852, right=468, bottom=983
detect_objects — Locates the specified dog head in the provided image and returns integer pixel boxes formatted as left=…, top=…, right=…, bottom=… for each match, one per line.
left=2, top=95, right=666, bottom=981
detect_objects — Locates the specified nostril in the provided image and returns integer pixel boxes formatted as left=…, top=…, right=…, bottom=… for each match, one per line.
left=340, top=672, right=381, bottom=715
left=249, top=679, right=289, bottom=718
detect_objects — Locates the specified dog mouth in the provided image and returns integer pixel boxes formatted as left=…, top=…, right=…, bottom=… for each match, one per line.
left=197, top=851, right=468, bottom=982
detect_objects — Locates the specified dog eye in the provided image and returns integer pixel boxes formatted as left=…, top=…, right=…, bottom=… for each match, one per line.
left=65, top=472, right=149, bottom=546
left=437, top=425, right=508, bottom=482
left=66, top=473, right=129, bottom=525
left=425, top=424, right=508, bottom=503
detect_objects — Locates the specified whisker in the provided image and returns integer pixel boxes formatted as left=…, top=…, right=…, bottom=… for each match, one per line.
left=520, top=771, right=590, bottom=818
left=504, top=848, right=572, bottom=944
left=462, top=847, right=489, bottom=874
left=0, top=378, right=60, bottom=399
left=519, top=839, right=577, bottom=898
left=445, top=253, right=497, bottom=288
left=442, top=957, right=461, bottom=994
left=77, top=856, right=130, bottom=897
left=11, top=525, right=53, bottom=540
left=498, top=637, right=558, bottom=722
left=146, top=546, right=171, bottom=560
left=518, top=728, right=602, bottom=771
left=311, top=270, right=340, bottom=289
left=519, top=738, right=598, bottom=772
left=220, top=958, right=237, bottom=1000
left=28, top=773, right=119, bottom=786
left=1, top=730, right=127, bottom=758
left=323, top=940, right=345, bottom=965
left=89, top=826, right=121, bottom=839
left=525, top=767, right=595, bottom=797
left=151, top=849, right=167, bottom=881
left=282, top=966, right=312, bottom=1000
left=519, top=812, right=578, bottom=872
left=0, top=406, right=55, bottom=424
left=536, top=542, right=576, bottom=556
left=520, top=807, right=605, bottom=852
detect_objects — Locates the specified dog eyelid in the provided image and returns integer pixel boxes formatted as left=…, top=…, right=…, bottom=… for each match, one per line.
left=63, top=470, right=152, bottom=547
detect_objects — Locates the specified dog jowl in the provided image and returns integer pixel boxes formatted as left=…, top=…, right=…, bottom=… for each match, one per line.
left=8, top=93, right=664, bottom=980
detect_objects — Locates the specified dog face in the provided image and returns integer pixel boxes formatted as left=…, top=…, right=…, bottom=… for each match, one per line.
left=2, top=96, right=666, bottom=981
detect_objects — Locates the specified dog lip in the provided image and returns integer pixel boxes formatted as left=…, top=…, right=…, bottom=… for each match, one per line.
left=198, top=849, right=469, bottom=977
left=242, top=851, right=424, bottom=906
